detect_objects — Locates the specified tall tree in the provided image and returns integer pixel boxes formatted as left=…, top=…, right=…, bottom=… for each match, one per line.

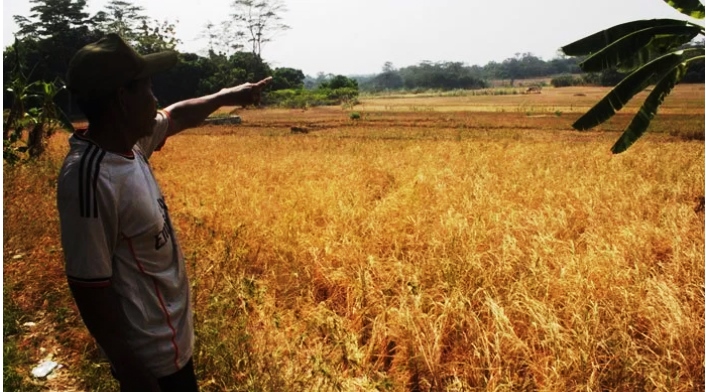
left=14, top=0, right=92, bottom=39
left=271, top=67, right=305, bottom=90
left=229, top=0, right=290, bottom=58
left=93, top=0, right=148, bottom=45
left=9, top=0, right=103, bottom=114
left=200, top=20, right=244, bottom=56
left=371, top=62, right=404, bottom=91
left=134, top=18, right=181, bottom=54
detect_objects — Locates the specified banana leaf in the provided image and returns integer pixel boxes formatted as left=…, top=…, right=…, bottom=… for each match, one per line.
left=562, top=19, right=689, bottom=56
left=610, top=59, right=696, bottom=153
left=614, top=32, right=703, bottom=72
left=663, top=0, right=706, bottom=19
left=572, top=48, right=703, bottom=130
left=578, top=24, right=701, bottom=72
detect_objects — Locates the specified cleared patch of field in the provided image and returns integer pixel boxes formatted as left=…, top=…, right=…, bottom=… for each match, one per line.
left=353, top=85, right=706, bottom=115
left=4, top=84, right=704, bottom=391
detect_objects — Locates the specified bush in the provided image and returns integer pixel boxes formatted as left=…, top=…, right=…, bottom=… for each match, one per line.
left=320, top=75, right=358, bottom=90
left=265, top=87, right=359, bottom=109
left=599, top=69, right=628, bottom=86
left=321, top=87, right=359, bottom=103
left=551, top=74, right=584, bottom=87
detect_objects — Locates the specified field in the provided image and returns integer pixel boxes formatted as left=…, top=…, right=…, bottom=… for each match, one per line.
left=4, top=84, right=705, bottom=391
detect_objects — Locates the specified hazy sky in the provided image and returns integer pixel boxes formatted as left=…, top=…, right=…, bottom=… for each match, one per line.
left=3, top=0, right=702, bottom=76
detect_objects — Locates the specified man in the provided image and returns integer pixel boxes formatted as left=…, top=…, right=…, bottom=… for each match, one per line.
left=56, top=33, right=271, bottom=391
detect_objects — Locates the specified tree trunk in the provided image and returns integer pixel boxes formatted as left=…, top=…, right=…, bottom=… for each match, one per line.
left=28, top=122, right=45, bottom=158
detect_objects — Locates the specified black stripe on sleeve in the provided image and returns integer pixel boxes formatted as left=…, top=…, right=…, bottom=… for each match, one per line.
left=67, top=275, right=112, bottom=288
left=78, top=144, right=94, bottom=218
left=92, top=151, right=107, bottom=218
left=83, top=147, right=100, bottom=218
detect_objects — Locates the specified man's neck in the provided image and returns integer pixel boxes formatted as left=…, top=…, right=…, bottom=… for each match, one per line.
left=84, top=122, right=136, bottom=154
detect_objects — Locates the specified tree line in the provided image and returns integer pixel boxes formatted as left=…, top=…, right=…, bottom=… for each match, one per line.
left=353, top=48, right=703, bottom=93
left=354, top=54, right=582, bottom=92
left=4, top=0, right=704, bottom=115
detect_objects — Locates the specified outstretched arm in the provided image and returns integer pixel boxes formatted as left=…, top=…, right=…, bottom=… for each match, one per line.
left=164, top=77, right=272, bottom=137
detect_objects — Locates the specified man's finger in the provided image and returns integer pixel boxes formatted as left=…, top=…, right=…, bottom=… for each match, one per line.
left=257, top=76, right=273, bottom=86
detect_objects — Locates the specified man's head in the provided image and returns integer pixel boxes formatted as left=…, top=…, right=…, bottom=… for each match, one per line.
left=67, top=34, right=177, bottom=137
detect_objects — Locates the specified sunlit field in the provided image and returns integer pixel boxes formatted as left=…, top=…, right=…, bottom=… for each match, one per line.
left=4, top=84, right=704, bottom=391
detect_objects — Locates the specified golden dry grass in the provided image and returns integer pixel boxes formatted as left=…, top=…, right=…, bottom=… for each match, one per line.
left=355, top=85, right=705, bottom=115
left=4, top=84, right=704, bottom=391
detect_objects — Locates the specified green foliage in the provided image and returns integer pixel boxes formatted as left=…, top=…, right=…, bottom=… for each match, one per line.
left=4, top=54, right=74, bottom=162
left=264, top=87, right=359, bottom=108
left=4, top=135, right=28, bottom=165
left=14, top=0, right=92, bottom=39
left=320, top=75, right=359, bottom=90
left=8, top=0, right=104, bottom=115
left=345, top=56, right=584, bottom=93
left=271, top=67, right=305, bottom=90
left=499, top=53, right=549, bottom=85
left=398, top=61, right=489, bottom=90
left=611, top=62, right=688, bottom=153
left=229, top=51, right=272, bottom=82
left=134, top=18, right=181, bottom=54
left=663, top=0, right=705, bottom=18
left=349, top=112, right=361, bottom=120
left=93, top=0, right=148, bottom=45
left=563, top=19, right=693, bottom=57
left=152, top=51, right=272, bottom=106
left=550, top=74, right=585, bottom=87
left=578, top=23, right=700, bottom=73
left=573, top=48, right=702, bottom=131
left=562, top=1, right=705, bottom=153
left=682, top=55, right=705, bottom=82
left=320, top=87, right=359, bottom=102
left=367, top=62, right=405, bottom=91
left=267, top=75, right=360, bottom=108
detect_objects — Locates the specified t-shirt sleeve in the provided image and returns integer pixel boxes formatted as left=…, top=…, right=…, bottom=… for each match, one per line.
left=57, top=153, right=119, bottom=287
left=137, top=109, right=172, bottom=159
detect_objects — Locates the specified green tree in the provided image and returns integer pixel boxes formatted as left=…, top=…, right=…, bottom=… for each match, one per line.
left=93, top=0, right=148, bottom=45
left=14, top=0, right=92, bottom=39
left=199, top=51, right=247, bottom=95
left=26, top=80, right=74, bottom=157
left=320, top=75, right=358, bottom=90
left=562, top=0, right=705, bottom=153
left=398, top=61, right=487, bottom=90
left=152, top=53, right=215, bottom=106
left=371, top=62, right=404, bottom=91
left=4, top=43, right=74, bottom=161
left=304, top=72, right=334, bottom=89
left=134, top=18, right=181, bottom=54
left=229, top=51, right=272, bottom=82
left=9, top=0, right=103, bottom=115
left=271, top=67, right=305, bottom=90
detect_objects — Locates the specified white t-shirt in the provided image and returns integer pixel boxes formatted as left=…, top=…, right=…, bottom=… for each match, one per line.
left=57, top=111, right=193, bottom=378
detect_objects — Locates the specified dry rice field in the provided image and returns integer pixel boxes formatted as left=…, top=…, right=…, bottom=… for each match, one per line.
left=4, top=84, right=705, bottom=391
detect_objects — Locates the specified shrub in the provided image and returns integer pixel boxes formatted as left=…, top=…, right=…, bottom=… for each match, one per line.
left=265, top=87, right=359, bottom=109
left=550, top=75, right=584, bottom=87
